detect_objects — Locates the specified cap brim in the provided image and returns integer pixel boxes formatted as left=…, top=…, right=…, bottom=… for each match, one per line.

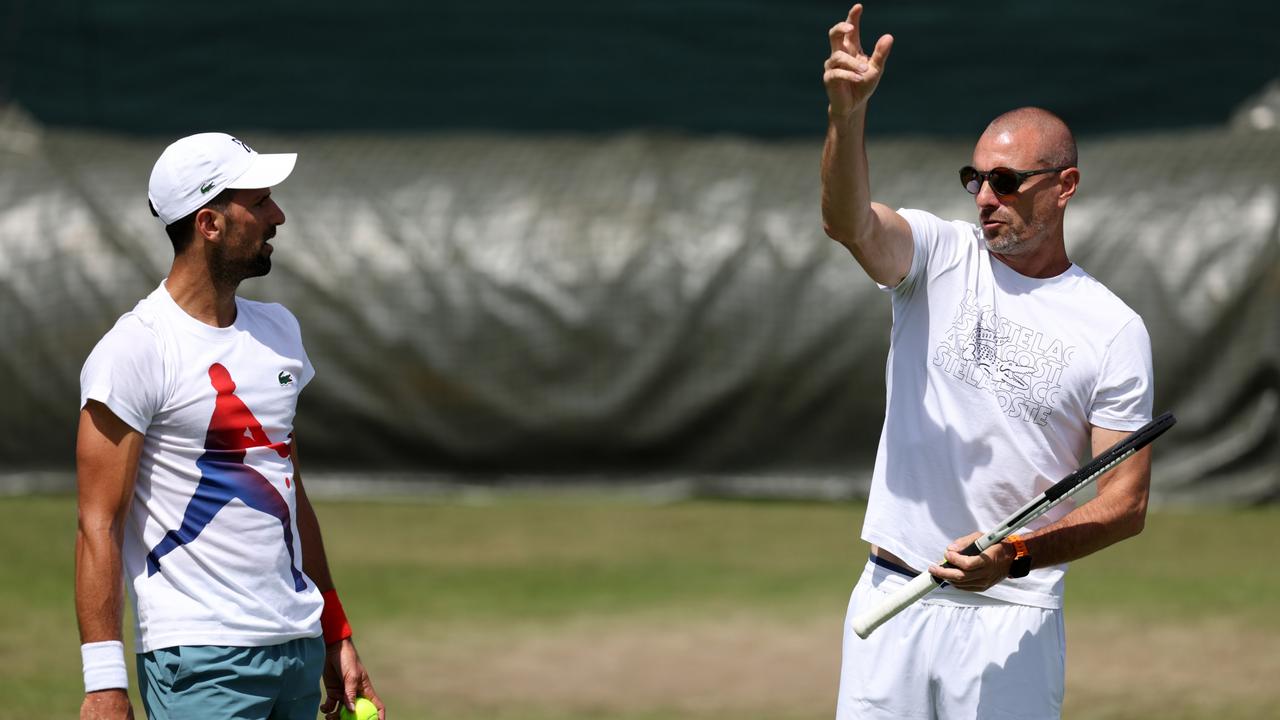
left=227, top=152, right=297, bottom=190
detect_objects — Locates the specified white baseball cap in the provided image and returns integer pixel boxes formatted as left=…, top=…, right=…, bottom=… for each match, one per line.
left=147, top=132, right=297, bottom=225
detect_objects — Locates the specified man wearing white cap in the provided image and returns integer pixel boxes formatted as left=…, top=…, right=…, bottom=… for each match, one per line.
left=75, top=133, right=385, bottom=719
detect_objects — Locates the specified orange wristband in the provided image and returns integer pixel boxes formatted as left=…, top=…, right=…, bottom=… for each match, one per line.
left=1005, top=534, right=1029, bottom=559
left=320, top=589, right=353, bottom=645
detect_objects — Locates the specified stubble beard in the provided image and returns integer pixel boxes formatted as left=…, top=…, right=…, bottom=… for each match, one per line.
left=984, top=227, right=1022, bottom=254
left=210, top=224, right=273, bottom=287
left=984, top=218, right=1045, bottom=256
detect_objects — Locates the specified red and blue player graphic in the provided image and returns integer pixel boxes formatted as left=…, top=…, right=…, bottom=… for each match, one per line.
left=146, top=363, right=307, bottom=591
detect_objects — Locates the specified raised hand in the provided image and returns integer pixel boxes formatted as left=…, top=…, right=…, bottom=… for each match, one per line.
left=824, top=4, right=894, bottom=120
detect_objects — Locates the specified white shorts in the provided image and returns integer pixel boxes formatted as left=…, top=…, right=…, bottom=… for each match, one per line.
left=836, top=558, right=1065, bottom=720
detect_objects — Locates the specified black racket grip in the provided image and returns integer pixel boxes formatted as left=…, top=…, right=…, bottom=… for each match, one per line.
left=930, top=540, right=983, bottom=587
left=940, top=540, right=982, bottom=569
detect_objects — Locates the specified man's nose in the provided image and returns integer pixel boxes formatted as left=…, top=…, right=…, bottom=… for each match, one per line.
left=269, top=198, right=286, bottom=225
left=974, top=179, right=1002, bottom=209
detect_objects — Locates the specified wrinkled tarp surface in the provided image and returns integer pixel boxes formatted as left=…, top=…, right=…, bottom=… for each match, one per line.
left=1, top=121, right=1276, bottom=503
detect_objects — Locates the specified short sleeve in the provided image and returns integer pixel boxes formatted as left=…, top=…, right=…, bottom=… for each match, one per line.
left=298, top=340, right=315, bottom=390
left=79, top=316, right=165, bottom=433
left=1089, top=316, right=1154, bottom=431
left=281, top=306, right=315, bottom=390
left=890, top=208, right=956, bottom=295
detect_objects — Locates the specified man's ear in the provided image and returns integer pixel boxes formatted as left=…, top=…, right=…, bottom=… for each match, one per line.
left=1057, top=167, right=1080, bottom=208
left=193, top=206, right=225, bottom=242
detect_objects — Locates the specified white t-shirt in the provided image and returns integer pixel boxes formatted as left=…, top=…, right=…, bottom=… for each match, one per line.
left=80, top=282, right=322, bottom=652
left=861, top=209, right=1154, bottom=608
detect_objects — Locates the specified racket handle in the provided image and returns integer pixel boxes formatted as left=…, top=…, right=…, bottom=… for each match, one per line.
left=851, top=570, right=940, bottom=639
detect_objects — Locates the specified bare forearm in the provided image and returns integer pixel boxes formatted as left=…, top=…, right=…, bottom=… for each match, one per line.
left=296, top=480, right=336, bottom=592
left=820, top=106, right=912, bottom=285
left=75, top=527, right=126, bottom=643
left=1021, top=488, right=1147, bottom=569
left=287, top=436, right=336, bottom=592
left=1023, top=433, right=1152, bottom=570
left=821, top=106, right=875, bottom=246
left=819, top=6, right=910, bottom=286
left=74, top=403, right=141, bottom=646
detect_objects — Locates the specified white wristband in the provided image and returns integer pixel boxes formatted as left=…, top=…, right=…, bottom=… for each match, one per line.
left=82, top=640, right=128, bottom=693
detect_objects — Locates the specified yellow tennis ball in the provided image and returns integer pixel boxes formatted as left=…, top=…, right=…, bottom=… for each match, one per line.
left=339, top=697, right=378, bottom=720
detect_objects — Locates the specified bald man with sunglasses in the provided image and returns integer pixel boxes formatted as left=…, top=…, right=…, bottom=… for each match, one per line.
left=820, top=5, right=1155, bottom=719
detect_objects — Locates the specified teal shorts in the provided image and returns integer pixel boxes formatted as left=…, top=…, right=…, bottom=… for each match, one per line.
left=137, top=636, right=325, bottom=720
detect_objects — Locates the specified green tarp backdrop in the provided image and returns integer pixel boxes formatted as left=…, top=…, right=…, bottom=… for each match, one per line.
left=1, top=2, right=1277, bottom=502
left=5, top=0, right=1279, bottom=137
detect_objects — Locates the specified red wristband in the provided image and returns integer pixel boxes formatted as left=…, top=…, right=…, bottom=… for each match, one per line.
left=320, top=589, right=353, bottom=645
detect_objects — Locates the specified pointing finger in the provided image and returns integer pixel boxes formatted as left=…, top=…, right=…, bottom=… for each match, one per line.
left=846, top=4, right=865, bottom=55
left=847, top=4, right=863, bottom=27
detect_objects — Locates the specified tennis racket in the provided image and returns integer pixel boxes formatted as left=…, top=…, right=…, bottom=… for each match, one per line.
left=851, top=411, right=1177, bottom=639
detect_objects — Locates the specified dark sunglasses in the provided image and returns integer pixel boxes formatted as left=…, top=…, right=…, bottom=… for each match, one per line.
left=959, top=165, right=1071, bottom=196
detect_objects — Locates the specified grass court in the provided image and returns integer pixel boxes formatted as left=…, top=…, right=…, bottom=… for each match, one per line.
left=2, top=494, right=1276, bottom=719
